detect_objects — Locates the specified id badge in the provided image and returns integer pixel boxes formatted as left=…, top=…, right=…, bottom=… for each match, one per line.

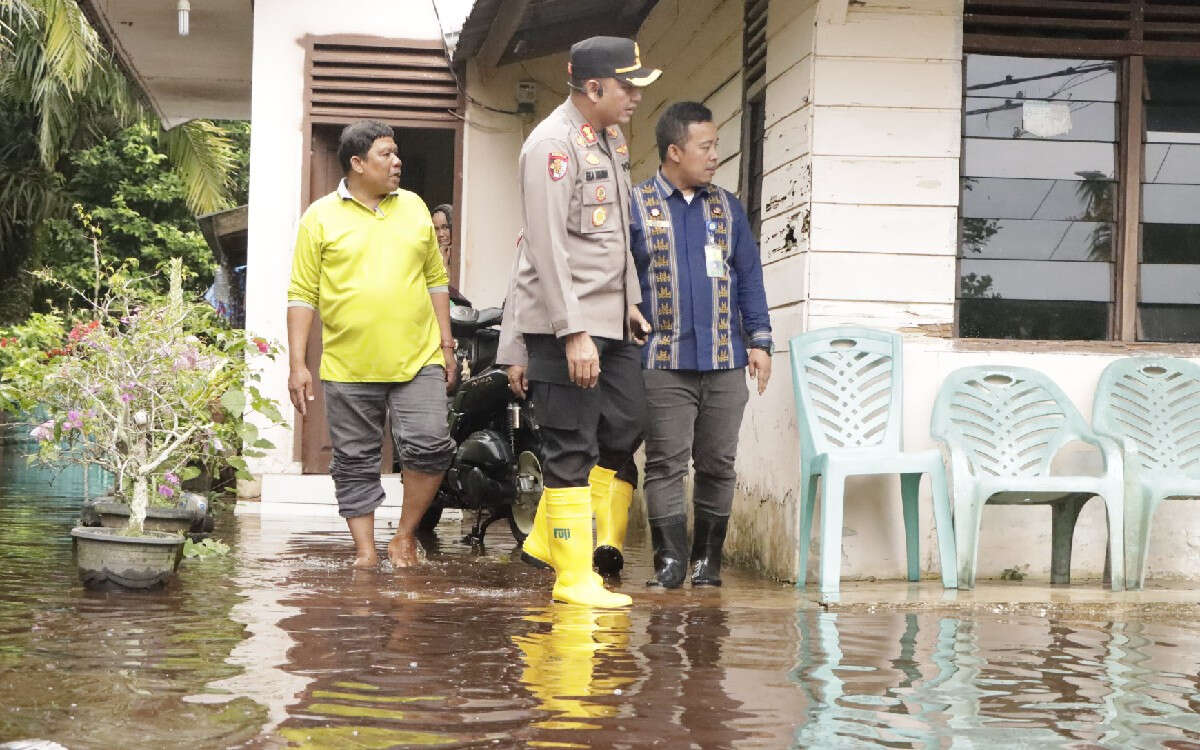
left=704, top=242, right=725, bottom=278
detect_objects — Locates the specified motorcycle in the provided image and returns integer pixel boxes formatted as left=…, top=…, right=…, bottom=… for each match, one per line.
left=415, top=303, right=544, bottom=546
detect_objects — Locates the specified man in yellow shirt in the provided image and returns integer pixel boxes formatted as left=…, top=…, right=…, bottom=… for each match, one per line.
left=287, top=120, right=457, bottom=569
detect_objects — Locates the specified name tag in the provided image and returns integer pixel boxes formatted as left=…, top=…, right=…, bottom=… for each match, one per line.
left=584, top=169, right=609, bottom=182
left=705, top=242, right=726, bottom=278
left=644, top=220, right=671, bottom=229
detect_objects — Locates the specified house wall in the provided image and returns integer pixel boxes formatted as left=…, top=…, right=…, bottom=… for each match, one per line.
left=242, top=0, right=445, bottom=486
left=751, top=0, right=1200, bottom=585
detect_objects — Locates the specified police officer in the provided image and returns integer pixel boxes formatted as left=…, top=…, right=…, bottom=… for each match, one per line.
left=498, top=37, right=660, bottom=608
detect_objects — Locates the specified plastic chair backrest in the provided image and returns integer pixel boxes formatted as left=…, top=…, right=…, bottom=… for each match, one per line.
left=788, top=327, right=903, bottom=458
left=931, top=366, right=1087, bottom=478
left=1094, top=357, right=1200, bottom=478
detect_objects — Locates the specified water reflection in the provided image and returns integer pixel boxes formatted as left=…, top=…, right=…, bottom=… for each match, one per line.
left=6, top=437, right=1200, bottom=748
left=791, top=611, right=1200, bottom=748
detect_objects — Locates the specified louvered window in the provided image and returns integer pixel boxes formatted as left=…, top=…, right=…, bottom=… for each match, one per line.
left=965, top=0, right=1200, bottom=56
left=306, top=39, right=459, bottom=128
left=741, top=0, right=768, bottom=238
left=958, top=2, right=1200, bottom=342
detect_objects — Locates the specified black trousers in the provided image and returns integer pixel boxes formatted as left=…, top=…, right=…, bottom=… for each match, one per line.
left=526, top=334, right=646, bottom=488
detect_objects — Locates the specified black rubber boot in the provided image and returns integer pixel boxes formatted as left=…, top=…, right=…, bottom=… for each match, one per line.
left=690, top=510, right=728, bottom=587
left=646, top=516, right=688, bottom=589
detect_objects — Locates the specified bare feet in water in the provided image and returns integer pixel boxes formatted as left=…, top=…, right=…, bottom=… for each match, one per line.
left=353, top=551, right=379, bottom=569
left=387, top=533, right=420, bottom=568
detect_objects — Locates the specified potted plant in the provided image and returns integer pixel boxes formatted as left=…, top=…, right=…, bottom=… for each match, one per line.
left=0, top=215, right=281, bottom=589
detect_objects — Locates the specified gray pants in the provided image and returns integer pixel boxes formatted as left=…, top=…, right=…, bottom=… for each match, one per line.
left=323, top=367, right=455, bottom=518
left=642, top=368, right=749, bottom=522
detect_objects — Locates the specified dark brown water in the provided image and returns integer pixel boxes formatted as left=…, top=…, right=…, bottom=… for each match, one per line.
left=3, top=443, right=1200, bottom=749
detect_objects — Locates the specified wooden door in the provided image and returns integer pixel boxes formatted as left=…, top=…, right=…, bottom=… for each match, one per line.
left=299, top=126, right=339, bottom=474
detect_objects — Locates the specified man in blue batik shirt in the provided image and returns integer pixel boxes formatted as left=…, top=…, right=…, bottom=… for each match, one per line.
left=631, top=101, right=773, bottom=589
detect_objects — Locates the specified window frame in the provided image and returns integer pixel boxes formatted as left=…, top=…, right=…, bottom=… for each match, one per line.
left=957, top=2, right=1200, bottom=343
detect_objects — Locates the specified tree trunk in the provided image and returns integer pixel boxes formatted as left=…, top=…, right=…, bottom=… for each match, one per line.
left=127, top=475, right=149, bottom=534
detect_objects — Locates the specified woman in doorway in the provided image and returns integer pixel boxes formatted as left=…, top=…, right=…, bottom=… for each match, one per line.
left=431, top=203, right=470, bottom=306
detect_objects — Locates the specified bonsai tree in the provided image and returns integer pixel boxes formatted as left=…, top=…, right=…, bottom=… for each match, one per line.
left=0, top=213, right=281, bottom=533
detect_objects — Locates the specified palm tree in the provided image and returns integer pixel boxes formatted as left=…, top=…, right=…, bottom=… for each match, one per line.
left=0, top=0, right=237, bottom=321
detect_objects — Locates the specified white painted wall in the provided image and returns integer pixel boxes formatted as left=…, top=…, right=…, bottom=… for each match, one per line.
left=243, top=0, right=445, bottom=488
left=458, top=55, right=566, bottom=307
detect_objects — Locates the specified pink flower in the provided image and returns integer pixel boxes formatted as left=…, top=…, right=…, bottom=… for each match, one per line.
left=29, top=420, right=54, bottom=441
left=158, top=485, right=175, bottom=499
left=252, top=337, right=270, bottom=354
left=164, top=472, right=180, bottom=485
left=120, top=392, right=133, bottom=403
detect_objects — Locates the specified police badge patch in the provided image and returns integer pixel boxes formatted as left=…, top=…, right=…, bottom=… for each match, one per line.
left=547, top=151, right=568, bottom=181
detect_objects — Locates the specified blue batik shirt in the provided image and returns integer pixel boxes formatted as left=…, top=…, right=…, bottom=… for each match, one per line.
left=630, top=171, right=772, bottom=371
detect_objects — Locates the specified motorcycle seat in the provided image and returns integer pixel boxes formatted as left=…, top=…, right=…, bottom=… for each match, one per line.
left=451, top=305, right=504, bottom=335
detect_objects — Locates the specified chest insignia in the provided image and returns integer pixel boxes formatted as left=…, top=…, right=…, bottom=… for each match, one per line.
left=580, top=123, right=597, bottom=144
left=585, top=153, right=601, bottom=165
left=616, top=144, right=628, bottom=155
left=591, top=206, right=607, bottom=226
left=594, top=185, right=608, bottom=202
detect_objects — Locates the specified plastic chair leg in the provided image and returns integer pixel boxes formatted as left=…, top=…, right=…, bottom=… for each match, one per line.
left=819, top=471, right=846, bottom=594
left=1101, top=489, right=1125, bottom=593
left=1049, top=494, right=1090, bottom=585
left=796, top=468, right=819, bottom=590
left=955, top=490, right=984, bottom=590
left=1124, top=489, right=1157, bottom=590
left=900, top=473, right=921, bottom=582
left=928, top=465, right=957, bottom=589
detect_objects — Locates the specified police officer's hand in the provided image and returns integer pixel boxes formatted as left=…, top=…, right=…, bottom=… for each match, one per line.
left=565, top=331, right=600, bottom=389
left=288, top=365, right=315, bottom=417
left=628, top=305, right=651, bottom=345
left=748, top=348, right=772, bottom=396
left=507, top=365, right=529, bottom=399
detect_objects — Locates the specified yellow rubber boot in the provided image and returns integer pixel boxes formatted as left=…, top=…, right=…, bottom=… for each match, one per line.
left=588, top=466, right=617, bottom=574
left=594, top=475, right=633, bottom=577
left=546, top=487, right=632, bottom=608
left=520, top=493, right=551, bottom=567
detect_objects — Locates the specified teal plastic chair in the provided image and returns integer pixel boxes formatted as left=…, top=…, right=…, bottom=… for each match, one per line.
left=788, top=327, right=957, bottom=594
left=1093, top=357, right=1200, bottom=590
left=930, top=366, right=1125, bottom=590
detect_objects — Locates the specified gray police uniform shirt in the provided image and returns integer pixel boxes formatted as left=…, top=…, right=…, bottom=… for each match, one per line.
left=497, top=98, right=641, bottom=367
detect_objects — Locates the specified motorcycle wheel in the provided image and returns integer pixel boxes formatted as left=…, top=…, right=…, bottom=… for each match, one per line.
left=509, top=450, right=542, bottom=543
left=417, top=506, right=443, bottom=533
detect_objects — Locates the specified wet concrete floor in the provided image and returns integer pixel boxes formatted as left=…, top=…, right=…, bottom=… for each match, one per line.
left=3, top=458, right=1200, bottom=747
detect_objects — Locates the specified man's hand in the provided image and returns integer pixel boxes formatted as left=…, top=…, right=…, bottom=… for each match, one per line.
left=443, top=345, right=459, bottom=395
left=507, top=364, right=529, bottom=398
left=628, top=305, right=651, bottom=345
left=565, top=331, right=600, bottom=388
left=289, top=365, right=315, bottom=416
left=747, top=348, right=772, bottom=396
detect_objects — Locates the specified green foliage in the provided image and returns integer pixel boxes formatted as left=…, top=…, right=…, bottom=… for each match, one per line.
left=0, top=1, right=243, bottom=323
left=0, top=211, right=282, bottom=532
left=183, top=537, right=230, bottom=559
left=33, top=124, right=216, bottom=312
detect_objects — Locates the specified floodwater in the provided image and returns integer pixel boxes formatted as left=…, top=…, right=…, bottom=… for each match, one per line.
left=2, top=444, right=1200, bottom=748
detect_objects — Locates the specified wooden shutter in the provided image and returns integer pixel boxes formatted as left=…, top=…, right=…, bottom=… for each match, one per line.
left=306, top=39, right=460, bottom=129
left=965, top=0, right=1200, bottom=57
left=743, top=0, right=768, bottom=99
